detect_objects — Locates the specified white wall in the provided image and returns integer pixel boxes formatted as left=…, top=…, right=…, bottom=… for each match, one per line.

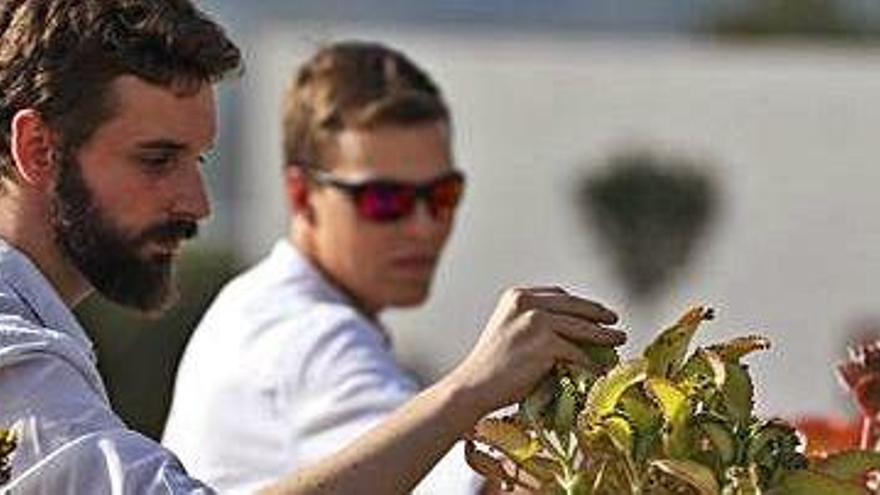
left=235, top=24, right=880, bottom=418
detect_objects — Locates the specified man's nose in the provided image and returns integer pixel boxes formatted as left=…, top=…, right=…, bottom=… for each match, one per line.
left=403, top=201, right=441, bottom=238
left=175, top=164, right=212, bottom=221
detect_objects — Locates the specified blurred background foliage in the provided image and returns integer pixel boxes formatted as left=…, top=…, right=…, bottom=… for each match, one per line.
left=709, top=0, right=878, bottom=40
left=578, top=149, right=719, bottom=304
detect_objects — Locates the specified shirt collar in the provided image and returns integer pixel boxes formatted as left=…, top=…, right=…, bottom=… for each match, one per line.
left=269, top=239, right=352, bottom=306
left=270, top=239, right=392, bottom=344
left=0, top=238, right=97, bottom=362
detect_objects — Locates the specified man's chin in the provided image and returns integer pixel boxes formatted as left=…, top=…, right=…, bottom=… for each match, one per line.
left=107, top=281, right=179, bottom=316
left=92, top=261, right=179, bottom=314
left=387, top=285, right=432, bottom=308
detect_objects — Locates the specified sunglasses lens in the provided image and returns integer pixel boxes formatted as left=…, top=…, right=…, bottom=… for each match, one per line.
left=359, top=185, right=415, bottom=222
left=429, top=176, right=464, bottom=219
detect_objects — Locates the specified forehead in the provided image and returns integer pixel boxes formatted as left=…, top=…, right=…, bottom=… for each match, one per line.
left=81, top=75, right=218, bottom=153
left=328, top=121, right=452, bottom=181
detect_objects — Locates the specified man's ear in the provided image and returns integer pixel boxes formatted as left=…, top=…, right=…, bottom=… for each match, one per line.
left=284, top=165, right=316, bottom=222
left=10, top=109, right=58, bottom=188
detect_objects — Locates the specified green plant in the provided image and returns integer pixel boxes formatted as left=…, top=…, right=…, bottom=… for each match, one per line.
left=0, top=427, right=16, bottom=485
left=466, top=307, right=880, bottom=494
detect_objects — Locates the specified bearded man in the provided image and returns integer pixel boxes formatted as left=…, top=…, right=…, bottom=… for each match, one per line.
left=0, top=1, right=625, bottom=493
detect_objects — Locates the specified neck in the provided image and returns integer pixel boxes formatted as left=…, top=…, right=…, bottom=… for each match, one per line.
left=0, top=186, right=91, bottom=307
left=289, top=223, right=382, bottom=321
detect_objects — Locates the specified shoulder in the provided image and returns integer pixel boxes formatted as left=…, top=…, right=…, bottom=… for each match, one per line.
left=197, top=249, right=382, bottom=358
left=0, top=315, right=97, bottom=379
left=276, top=304, right=418, bottom=394
left=286, top=302, right=385, bottom=353
left=176, top=280, right=387, bottom=389
left=196, top=247, right=331, bottom=331
left=238, top=301, right=388, bottom=380
left=0, top=315, right=106, bottom=402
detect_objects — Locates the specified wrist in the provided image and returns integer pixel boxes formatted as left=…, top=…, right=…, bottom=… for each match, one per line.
left=433, top=370, right=489, bottom=432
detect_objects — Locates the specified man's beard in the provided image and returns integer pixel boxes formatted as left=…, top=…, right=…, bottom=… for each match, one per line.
left=50, top=152, right=198, bottom=313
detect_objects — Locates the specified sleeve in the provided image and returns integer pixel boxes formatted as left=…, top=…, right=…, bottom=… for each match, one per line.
left=276, top=307, right=483, bottom=494
left=0, top=351, right=214, bottom=495
left=3, top=428, right=214, bottom=495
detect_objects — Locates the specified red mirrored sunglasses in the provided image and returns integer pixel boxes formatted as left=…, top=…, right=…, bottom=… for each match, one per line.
left=308, top=169, right=466, bottom=223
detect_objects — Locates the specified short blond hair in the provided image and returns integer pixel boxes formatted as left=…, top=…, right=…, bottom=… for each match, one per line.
left=283, top=41, right=449, bottom=170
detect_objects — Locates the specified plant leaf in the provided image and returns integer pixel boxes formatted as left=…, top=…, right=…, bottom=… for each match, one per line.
left=555, top=376, right=579, bottom=437
left=645, top=378, right=691, bottom=422
left=812, top=449, right=880, bottom=485
left=603, top=414, right=635, bottom=455
left=720, top=363, right=754, bottom=427
left=721, top=465, right=761, bottom=495
left=472, top=416, right=541, bottom=462
left=583, top=344, right=621, bottom=370
left=707, top=336, right=771, bottom=363
left=619, top=387, right=664, bottom=464
left=645, top=378, right=696, bottom=459
left=676, top=348, right=727, bottom=400
left=766, top=469, right=865, bottom=495
left=564, top=363, right=602, bottom=396
left=518, top=455, right=563, bottom=485
left=464, top=440, right=535, bottom=491
left=521, top=375, right=558, bottom=427
left=646, top=459, right=721, bottom=495
left=584, top=359, right=649, bottom=420
left=643, top=306, right=714, bottom=378
left=699, top=417, right=738, bottom=466
left=747, top=419, right=808, bottom=487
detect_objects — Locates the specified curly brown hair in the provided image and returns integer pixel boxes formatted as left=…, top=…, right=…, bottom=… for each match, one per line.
left=0, top=0, right=242, bottom=179
left=283, top=41, right=449, bottom=170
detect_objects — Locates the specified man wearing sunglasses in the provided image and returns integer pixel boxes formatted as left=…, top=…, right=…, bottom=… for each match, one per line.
left=163, top=39, right=623, bottom=493
left=0, top=2, right=626, bottom=492
left=164, top=41, right=482, bottom=493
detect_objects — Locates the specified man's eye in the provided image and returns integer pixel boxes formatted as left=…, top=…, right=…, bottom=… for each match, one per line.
left=139, top=154, right=175, bottom=172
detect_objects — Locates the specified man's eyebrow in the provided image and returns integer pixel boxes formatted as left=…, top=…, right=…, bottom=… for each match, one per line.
left=136, top=140, right=218, bottom=156
left=135, top=139, right=188, bottom=152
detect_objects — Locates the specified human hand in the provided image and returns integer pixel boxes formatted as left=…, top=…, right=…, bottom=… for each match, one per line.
left=446, top=286, right=626, bottom=419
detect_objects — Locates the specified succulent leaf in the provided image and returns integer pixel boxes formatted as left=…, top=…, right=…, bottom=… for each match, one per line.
left=721, top=465, right=761, bottom=495
left=584, top=359, right=649, bottom=420
left=646, top=459, right=721, bottom=495
left=644, top=306, right=714, bottom=378
left=767, top=469, right=865, bottom=495
left=720, top=363, right=755, bottom=427
left=707, top=336, right=771, bottom=363
left=811, top=449, right=880, bottom=485
left=676, top=348, right=727, bottom=400
left=555, top=376, right=580, bottom=437
left=472, top=416, right=541, bottom=462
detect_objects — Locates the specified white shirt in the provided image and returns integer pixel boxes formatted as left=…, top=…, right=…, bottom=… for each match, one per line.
left=163, top=240, right=482, bottom=494
left=0, top=240, right=210, bottom=494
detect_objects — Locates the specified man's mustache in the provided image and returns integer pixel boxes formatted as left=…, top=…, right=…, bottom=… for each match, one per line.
left=134, top=219, right=199, bottom=246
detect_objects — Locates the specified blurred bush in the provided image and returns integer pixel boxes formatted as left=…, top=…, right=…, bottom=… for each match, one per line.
left=77, top=249, right=242, bottom=440
left=709, top=0, right=875, bottom=39
left=578, top=148, right=719, bottom=304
